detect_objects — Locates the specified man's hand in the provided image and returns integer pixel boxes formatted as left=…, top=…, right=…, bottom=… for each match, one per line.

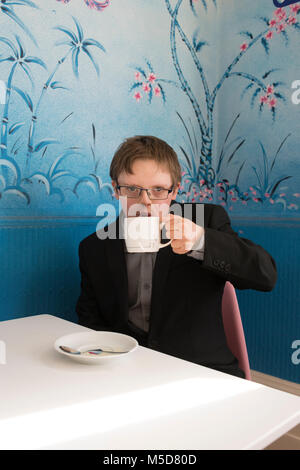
left=163, top=214, right=204, bottom=255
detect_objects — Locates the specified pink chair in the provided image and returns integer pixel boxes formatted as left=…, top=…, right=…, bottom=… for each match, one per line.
left=222, top=282, right=251, bottom=380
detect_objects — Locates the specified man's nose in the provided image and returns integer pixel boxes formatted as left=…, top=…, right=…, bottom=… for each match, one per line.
left=139, top=189, right=152, bottom=205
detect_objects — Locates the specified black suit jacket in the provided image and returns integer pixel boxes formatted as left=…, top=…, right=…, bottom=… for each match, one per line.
left=76, top=203, right=277, bottom=378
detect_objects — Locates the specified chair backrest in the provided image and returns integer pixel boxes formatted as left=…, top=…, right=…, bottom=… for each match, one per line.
left=222, top=282, right=251, bottom=380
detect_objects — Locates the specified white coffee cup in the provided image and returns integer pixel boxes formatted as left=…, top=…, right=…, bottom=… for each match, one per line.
left=123, top=216, right=172, bottom=253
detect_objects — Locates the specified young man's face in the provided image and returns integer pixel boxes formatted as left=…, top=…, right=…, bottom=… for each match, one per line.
left=112, top=158, right=180, bottom=220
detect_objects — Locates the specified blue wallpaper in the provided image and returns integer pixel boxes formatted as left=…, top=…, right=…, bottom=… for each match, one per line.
left=0, top=0, right=299, bottom=216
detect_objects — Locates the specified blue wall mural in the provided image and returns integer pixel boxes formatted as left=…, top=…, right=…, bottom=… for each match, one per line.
left=0, top=0, right=299, bottom=382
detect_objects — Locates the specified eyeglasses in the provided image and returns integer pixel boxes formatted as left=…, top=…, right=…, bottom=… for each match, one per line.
left=116, top=184, right=174, bottom=200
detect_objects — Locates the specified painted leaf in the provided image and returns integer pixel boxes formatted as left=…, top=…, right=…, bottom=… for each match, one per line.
left=34, top=139, right=59, bottom=153
left=12, top=86, right=33, bottom=111
left=9, top=122, right=25, bottom=135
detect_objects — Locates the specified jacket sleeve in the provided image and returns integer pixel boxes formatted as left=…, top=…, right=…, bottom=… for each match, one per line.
left=76, top=241, right=109, bottom=330
left=200, top=204, right=277, bottom=291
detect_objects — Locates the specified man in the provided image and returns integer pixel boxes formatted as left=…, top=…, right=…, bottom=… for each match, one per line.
left=76, top=135, right=277, bottom=378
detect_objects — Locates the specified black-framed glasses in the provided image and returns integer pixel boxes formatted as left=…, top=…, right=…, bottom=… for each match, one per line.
left=116, top=184, right=174, bottom=200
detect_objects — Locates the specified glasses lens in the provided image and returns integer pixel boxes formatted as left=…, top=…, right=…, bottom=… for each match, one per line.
left=119, top=186, right=172, bottom=199
left=119, top=186, right=140, bottom=198
left=149, top=189, right=170, bottom=199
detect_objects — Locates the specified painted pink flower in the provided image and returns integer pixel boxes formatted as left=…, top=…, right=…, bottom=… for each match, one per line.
left=293, top=193, right=300, bottom=197
left=231, top=197, right=237, bottom=202
left=181, top=171, right=186, bottom=175
left=154, top=86, right=161, bottom=96
left=266, top=84, right=274, bottom=95
left=287, top=15, right=297, bottom=25
left=200, top=179, right=205, bottom=185
left=265, top=193, right=270, bottom=198
left=274, top=8, right=285, bottom=17
left=288, top=203, right=298, bottom=209
left=240, top=42, right=248, bottom=52
left=142, top=82, right=151, bottom=93
left=242, top=200, right=247, bottom=205
left=266, top=30, right=274, bottom=40
left=260, top=95, right=268, bottom=104
left=269, top=19, right=277, bottom=27
left=253, top=198, right=259, bottom=202
left=276, top=23, right=286, bottom=33
left=135, top=71, right=141, bottom=81
left=268, top=97, right=277, bottom=108
left=57, top=0, right=111, bottom=11
left=84, top=0, right=110, bottom=11
left=290, top=4, right=300, bottom=13
left=252, top=190, right=257, bottom=195
left=134, top=92, right=142, bottom=101
left=221, top=201, right=226, bottom=206
left=280, top=193, right=286, bottom=197
left=148, top=73, right=156, bottom=83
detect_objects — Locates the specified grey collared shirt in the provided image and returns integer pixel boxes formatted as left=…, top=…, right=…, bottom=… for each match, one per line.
left=124, top=228, right=205, bottom=334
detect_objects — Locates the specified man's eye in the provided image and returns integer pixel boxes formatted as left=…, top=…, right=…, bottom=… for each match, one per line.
left=128, top=186, right=137, bottom=191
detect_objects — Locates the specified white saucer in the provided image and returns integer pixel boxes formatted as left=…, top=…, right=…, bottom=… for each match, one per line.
left=54, top=331, right=138, bottom=364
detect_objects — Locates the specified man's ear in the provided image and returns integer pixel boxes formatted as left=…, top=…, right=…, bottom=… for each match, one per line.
left=111, top=180, right=119, bottom=200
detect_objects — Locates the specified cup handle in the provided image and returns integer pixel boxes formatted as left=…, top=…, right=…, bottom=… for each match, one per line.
left=158, top=239, right=173, bottom=249
left=159, top=220, right=173, bottom=249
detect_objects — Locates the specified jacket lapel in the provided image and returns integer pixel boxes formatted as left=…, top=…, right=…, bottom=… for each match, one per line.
left=104, top=215, right=129, bottom=329
left=149, top=242, right=173, bottom=335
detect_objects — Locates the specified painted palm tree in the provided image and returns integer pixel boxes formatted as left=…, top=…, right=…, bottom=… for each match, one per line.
left=0, top=0, right=38, bottom=45
left=165, top=0, right=299, bottom=189
left=25, top=15, right=105, bottom=174
left=0, top=34, right=47, bottom=181
left=0, top=156, right=30, bottom=203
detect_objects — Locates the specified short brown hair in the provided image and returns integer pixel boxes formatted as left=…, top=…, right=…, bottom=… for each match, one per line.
left=109, top=135, right=182, bottom=186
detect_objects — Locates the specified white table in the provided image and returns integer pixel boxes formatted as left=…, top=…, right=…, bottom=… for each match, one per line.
left=0, top=314, right=299, bottom=450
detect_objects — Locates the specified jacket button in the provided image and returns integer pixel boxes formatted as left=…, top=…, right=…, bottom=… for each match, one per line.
left=213, top=259, right=219, bottom=267
left=220, top=261, right=225, bottom=269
